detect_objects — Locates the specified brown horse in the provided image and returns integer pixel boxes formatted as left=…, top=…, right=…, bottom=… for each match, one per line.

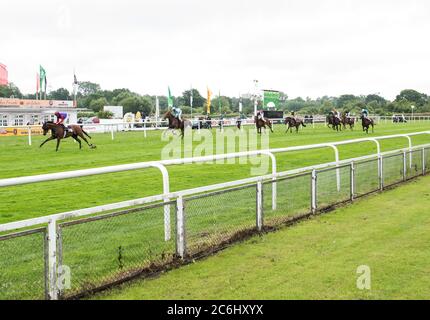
left=360, top=115, right=374, bottom=134
left=255, top=116, right=273, bottom=134
left=341, top=115, right=355, bottom=130
left=327, top=114, right=342, bottom=132
left=162, top=111, right=191, bottom=138
left=284, top=116, right=306, bottom=133
left=40, top=121, right=96, bottom=151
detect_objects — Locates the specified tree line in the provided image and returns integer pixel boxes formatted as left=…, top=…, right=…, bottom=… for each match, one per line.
left=1, top=81, right=430, bottom=117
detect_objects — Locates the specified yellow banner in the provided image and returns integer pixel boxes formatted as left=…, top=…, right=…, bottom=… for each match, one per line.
left=207, top=87, right=212, bottom=114
left=0, top=127, right=44, bottom=137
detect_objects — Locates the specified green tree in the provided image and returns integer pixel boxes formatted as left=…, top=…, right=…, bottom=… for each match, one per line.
left=395, top=89, right=427, bottom=107
left=0, top=83, right=22, bottom=98
left=182, top=89, right=206, bottom=108
left=78, top=81, right=101, bottom=96
left=89, top=97, right=108, bottom=112
left=50, top=88, right=71, bottom=100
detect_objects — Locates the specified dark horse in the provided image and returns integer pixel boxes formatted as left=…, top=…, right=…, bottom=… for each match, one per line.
left=341, top=114, right=355, bottom=130
left=40, top=121, right=96, bottom=152
left=162, top=111, right=191, bottom=138
left=255, top=116, right=273, bottom=134
left=327, top=114, right=342, bottom=132
left=360, top=115, right=374, bottom=134
left=284, top=116, right=306, bottom=133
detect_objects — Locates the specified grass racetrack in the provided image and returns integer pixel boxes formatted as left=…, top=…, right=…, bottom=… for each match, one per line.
left=1, top=122, right=430, bottom=224
left=91, top=175, right=430, bottom=300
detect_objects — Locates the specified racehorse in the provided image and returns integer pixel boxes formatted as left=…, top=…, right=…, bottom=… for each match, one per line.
left=255, top=116, right=273, bottom=134
left=360, top=115, right=374, bottom=134
left=284, top=116, right=306, bottom=133
left=162, top=111, right=191, bottom=138
left=327, top=114, right=342, bottom=132
left=40, top=121, right=96, bottom=152
left=341, top=114, right=355, bottom=130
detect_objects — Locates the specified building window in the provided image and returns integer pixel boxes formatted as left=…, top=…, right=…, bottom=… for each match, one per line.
left=0, top=114, right=7, bottom=126
left=31, top=115, right=40, bottom=125
left=44, top=115, right=55, bottom=122
left=14, top=114, right=24, bottom=126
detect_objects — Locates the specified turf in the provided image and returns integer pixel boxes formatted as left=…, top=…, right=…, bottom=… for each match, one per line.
left=1, top=122, right=430, bottom=224
left=91, top=175, right=430, bottom=300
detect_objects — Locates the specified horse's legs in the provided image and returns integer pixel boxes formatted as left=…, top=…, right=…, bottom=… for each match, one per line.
left=78, top=133, right=93, bottom=148
left=40, top=136, right=55, bottom=148
left=56, top=138, right=61, bottom=152
left=72, top=135, right=82, bottom=149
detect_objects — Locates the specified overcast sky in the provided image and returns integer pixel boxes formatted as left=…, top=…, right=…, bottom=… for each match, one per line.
left=1, top=0, right=429, bottom=99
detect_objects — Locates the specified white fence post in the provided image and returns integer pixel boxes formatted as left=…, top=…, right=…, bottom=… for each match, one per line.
left=28, top=126, right=32, bottom=146
left=150, top=163, right=171, bottom=241
left=256, top=181, right=263, bottom=231
left=329, top=145, right=341, bottom=192
left=311, top=169, right=317, bottom=213
left=379, top=155, right=384, bottom=190
left=403, top=150, right=407, bottom=181
left=48, top=218, right=58, bottom=300
left=350, top=162, right=355, bottom=201
left=423, top=148, right=426, bottom=175
left=176, top=196, right=185, bottom=259
left=111, top=125, right=114, bottom=140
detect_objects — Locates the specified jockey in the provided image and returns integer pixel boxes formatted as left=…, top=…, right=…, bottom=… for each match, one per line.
left=257, top=110, right=265, bottom=120
left=332, top=108, right=341, bottom=120
left=361, top=108, right=369, bottom=119
left=54, top=111, right=68, bottom=130
left=172, top=106, right=182, bottom=121
left=345, top=110, right=351, bottom=119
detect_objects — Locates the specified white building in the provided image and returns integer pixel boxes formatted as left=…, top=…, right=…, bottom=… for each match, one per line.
left=0, top=98, right=77, bottom=126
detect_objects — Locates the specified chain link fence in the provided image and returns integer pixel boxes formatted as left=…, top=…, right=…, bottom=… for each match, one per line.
left=58, top=202, right=176, bottom=298
left=263, top=173, right=312, bottom=226
left=0, top=228, right=47, bottom=300
left=383, top=153, right=404, bottom=187
left=354, top=159, right=380, bottom=197
left=184, top=185, right=256, bottom=256
left=423, top=148, right=430, bottom=173
left=406, top=150, right=424, bottom=179
left=316, top=165, right=351, bottom=209
left=1, top=147, right=430, bottom=299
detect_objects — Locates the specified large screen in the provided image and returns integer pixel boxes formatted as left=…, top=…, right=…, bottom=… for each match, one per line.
left=264, top=110, right=284, bottom=119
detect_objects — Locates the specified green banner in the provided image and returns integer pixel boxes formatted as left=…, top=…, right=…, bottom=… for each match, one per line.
left=263, top=90, right=280, bottom=109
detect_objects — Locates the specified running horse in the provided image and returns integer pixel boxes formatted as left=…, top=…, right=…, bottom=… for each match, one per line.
left=162, top=111, right=191, bottom=138
left=255, top=116, right=273, bottom=134
left=327, top=114, right=342, bottom=132
left=284, top=116, right=306, bottom=133
left=40, top=121, right=96, bottom=152
left=360, top=115, right=374, bottom=134
left=341, top=114, right=355, bottom=130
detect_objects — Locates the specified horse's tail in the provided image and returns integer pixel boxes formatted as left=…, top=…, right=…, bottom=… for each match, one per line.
left=82, top=130, right=92, bottom=139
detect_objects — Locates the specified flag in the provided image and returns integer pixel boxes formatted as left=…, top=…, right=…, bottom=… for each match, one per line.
left=36, top=73, right=40, bottom=98
left=207, top=87, right=212, bottom=114
left=167, top=86, right=173, bottom=108
left=39, top=65, right=46, bottom=94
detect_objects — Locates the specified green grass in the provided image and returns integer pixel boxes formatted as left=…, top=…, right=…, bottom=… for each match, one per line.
left=1, top=122, right=430, bottom=224
left=91, top=175, right=430, bottom=300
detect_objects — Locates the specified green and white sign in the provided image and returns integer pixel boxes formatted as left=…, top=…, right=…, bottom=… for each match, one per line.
left=263, top=90, right=280, bottom=109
